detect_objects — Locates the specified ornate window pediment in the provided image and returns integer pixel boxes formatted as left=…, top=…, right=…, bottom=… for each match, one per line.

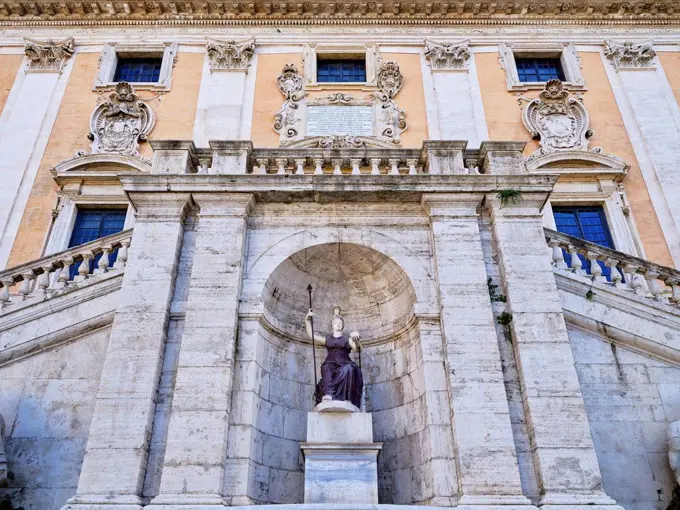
left=24, top=37, right=74, bottom=72
left=80, top=82, right=155, bottom=159
left=273, top=60, right=406, bottom=147
left=521, top=80, right=594, bottom=158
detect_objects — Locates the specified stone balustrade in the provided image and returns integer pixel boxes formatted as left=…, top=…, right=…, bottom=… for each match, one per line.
left=545, top=227, right=680, bottom=306
left=149, top=140, right=520, bottom=175
left=0, top=229, right=132, bottom=308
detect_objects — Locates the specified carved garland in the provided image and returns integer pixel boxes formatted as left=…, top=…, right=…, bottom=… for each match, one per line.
left=424, top=40, right=471, bottom=70
left=24, top=37, right=74, bottom=72
left=273, top=60, right=407, bottom=146
left=85, top=82, right=155, bottom=158
left=521, top=79, right=595, bottom=158
left=206, top=39, right=255, bottom=71
left=604, top=40, right=657, bottom=69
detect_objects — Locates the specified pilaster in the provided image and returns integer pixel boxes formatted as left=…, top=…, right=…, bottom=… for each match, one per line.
left=64, top=193, right=193, bottom=510
left=150, top=193, right=254, bottom=506
left=192, top=40, right=255, bottom=148
left=485, top=192, right=622, bottom=510
left=422, top=193, right=532, bottom=507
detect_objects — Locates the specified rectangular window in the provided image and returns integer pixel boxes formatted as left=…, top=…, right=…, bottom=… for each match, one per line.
left=515, top=57, right=565, bottom=83
left=69, top=209, right=127, bottom=278
left=553, top=206, right=615, bottom=280
left=113, top=57, right=163, bottom=83
left=317, top=58, right=367, bottom=83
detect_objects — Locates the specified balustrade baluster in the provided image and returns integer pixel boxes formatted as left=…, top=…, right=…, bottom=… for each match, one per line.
left=75, top=252, right=94, bottom=282
left=567, top=245, right=584, bottom=275
left=0, top=278, right=12, bottom=306
left=98, top=246, right=112, bottom=274
left=275, top=158, right=287, bottom=175
left=18, top=272, right=34, bottom=300
left=58, top=256, right=74, bottom=287
left=645, top=270, right=663, bottom=301
left=370, top=158, right=381, bottom=175
left=549, top=239, right=567, bottom=269
left=388, top=158, right=400, bottom=175
left=623, top=264, right=645, bottom=295
left=114, top=241, right=129, bottom=270
left=37, top=265, right=53, bottom=296
left=331, top=158, right=342, bottom=175
left=668, top=279, right=680, bottom=305
left=350, top=158, right=361, bottom=175
left=313, top=158, right=324, bottom=175
left=406, top=159, right=418, bottom=175
left=604, top=258, right=623, bottom=285
left=294, top=158, right=305, bottom=175
left=586, top=251, right=605, bottom=282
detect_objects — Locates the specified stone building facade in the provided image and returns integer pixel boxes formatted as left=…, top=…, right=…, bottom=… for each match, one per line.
left=1, top=4, right=680, bottom=510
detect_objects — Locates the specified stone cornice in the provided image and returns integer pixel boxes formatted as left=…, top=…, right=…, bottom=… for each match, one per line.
left=2, top=1, right=680, bottom=25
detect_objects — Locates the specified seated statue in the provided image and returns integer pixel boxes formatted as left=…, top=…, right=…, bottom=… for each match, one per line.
left=305, top=306, right=363, bottom=409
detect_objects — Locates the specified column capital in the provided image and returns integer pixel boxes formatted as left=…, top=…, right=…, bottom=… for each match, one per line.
left=421, top=193, right=482, bottom=218
left=192, top=192, right=255, bottom=217
left=127, top=192, right=196, bottom=223
left=484, top=191, right=551, bottom=220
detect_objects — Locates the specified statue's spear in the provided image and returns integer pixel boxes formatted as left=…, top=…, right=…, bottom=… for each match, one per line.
left=307, top=284, right=319, bottom=398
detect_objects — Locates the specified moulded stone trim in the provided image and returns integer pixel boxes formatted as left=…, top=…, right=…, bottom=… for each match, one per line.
left=93, top=42, right=178, bottom=91
left=498, top=42, right=586, bottom=92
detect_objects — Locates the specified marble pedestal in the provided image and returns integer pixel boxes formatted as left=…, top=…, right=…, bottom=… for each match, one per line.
left=300, top=401, right=382, bottom=504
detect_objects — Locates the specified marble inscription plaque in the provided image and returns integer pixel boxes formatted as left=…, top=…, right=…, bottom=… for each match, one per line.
left=307, top=105, right=373, bottom=136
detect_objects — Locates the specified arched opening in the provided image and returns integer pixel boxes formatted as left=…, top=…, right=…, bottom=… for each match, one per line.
left=227, top=242, right=439, bottom=504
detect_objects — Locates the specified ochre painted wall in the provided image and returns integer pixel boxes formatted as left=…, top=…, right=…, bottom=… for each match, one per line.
left=0, top=54, right=22, bottom=116
left=658, top=52, right=680, bottom=113
left=477, top=51, right=673, bottom=266
left=7, top=51, right=203, bottom=266
left=249, top=52, right=427, bottom=148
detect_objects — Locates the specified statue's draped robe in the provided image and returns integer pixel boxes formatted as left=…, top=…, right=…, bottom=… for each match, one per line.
left=315, top=333, right=363, bottom=408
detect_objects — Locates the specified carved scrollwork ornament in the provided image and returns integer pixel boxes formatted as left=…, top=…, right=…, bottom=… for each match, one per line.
left=24, top=37, right=74, bottom=72
left=206, top=39, right=255, bottom=71
left=424, top=40, right=471, bottom=70
left=277, top=64, right=305, bottom=101
left=521, top=79, right=596, bottom=158
left=86, top=82, right=155, bottom=158
left=274, top=64, right=308, bottom=145
left=604, top=40, right=657, bottom=69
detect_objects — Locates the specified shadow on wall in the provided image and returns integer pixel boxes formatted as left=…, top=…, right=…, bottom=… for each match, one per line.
left=224, top=242, right=449, bottom=504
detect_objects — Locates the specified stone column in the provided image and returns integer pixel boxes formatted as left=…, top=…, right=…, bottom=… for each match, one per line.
left=193, top=39, right=255, bottom=147
left=150, top=193, right=254, bottom=506
left=65, top=193, right=192, bottom=509
left=486, top=191, right=622, bottom=510
left=422, top=193, right=531, bottom=507
left=0, top=38, right=74, bottom=268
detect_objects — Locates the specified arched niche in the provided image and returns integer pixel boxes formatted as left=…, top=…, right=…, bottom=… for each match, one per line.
left=227, top=242, right=451, bottom=505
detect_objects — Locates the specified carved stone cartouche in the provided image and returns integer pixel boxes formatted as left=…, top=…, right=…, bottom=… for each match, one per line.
left=521, top=79, right=593, bottom=158
left=87, top=82, right=155, bottom=158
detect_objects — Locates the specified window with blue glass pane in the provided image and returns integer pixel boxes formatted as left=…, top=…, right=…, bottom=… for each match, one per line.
left=113, top=57, right=163, bottom=83
left=553, top=206, right=615, bottom=280
left=515, top=57, right=565, bottom=83
left=317, top=58, right=367, bottom=83
left=68, top=209, right=127, bottom=278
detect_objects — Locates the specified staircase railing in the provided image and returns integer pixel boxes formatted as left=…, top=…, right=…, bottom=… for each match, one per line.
left=0, top=229, right=132, bottom=307
left=545, top=228, right=680, bottom=307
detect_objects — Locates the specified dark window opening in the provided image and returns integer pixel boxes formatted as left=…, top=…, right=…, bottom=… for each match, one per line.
left=317, top=58, right=366, bottom=83
left=68, top=209, right=127, bottom=278
left=113, top=57, right=163, bottom=83
left=553, top=206, right=616, bottom=280
left=515, top=57, right=565, bottom=82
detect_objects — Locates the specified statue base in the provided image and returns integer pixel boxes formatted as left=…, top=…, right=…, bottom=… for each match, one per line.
left=301, top=404, right=382, bottom=504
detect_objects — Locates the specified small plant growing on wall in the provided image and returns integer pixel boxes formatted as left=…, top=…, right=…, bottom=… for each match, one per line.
left=497, top=189, right=523, bottom=209
left=487, top=278, right=507, bottom=303
left=497, top=311, right=513, bottom=326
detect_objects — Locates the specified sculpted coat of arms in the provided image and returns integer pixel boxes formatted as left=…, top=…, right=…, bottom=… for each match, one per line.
left=87, top=82, right=155, bottom=158
left=521, top=79, right=592, bottom=156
